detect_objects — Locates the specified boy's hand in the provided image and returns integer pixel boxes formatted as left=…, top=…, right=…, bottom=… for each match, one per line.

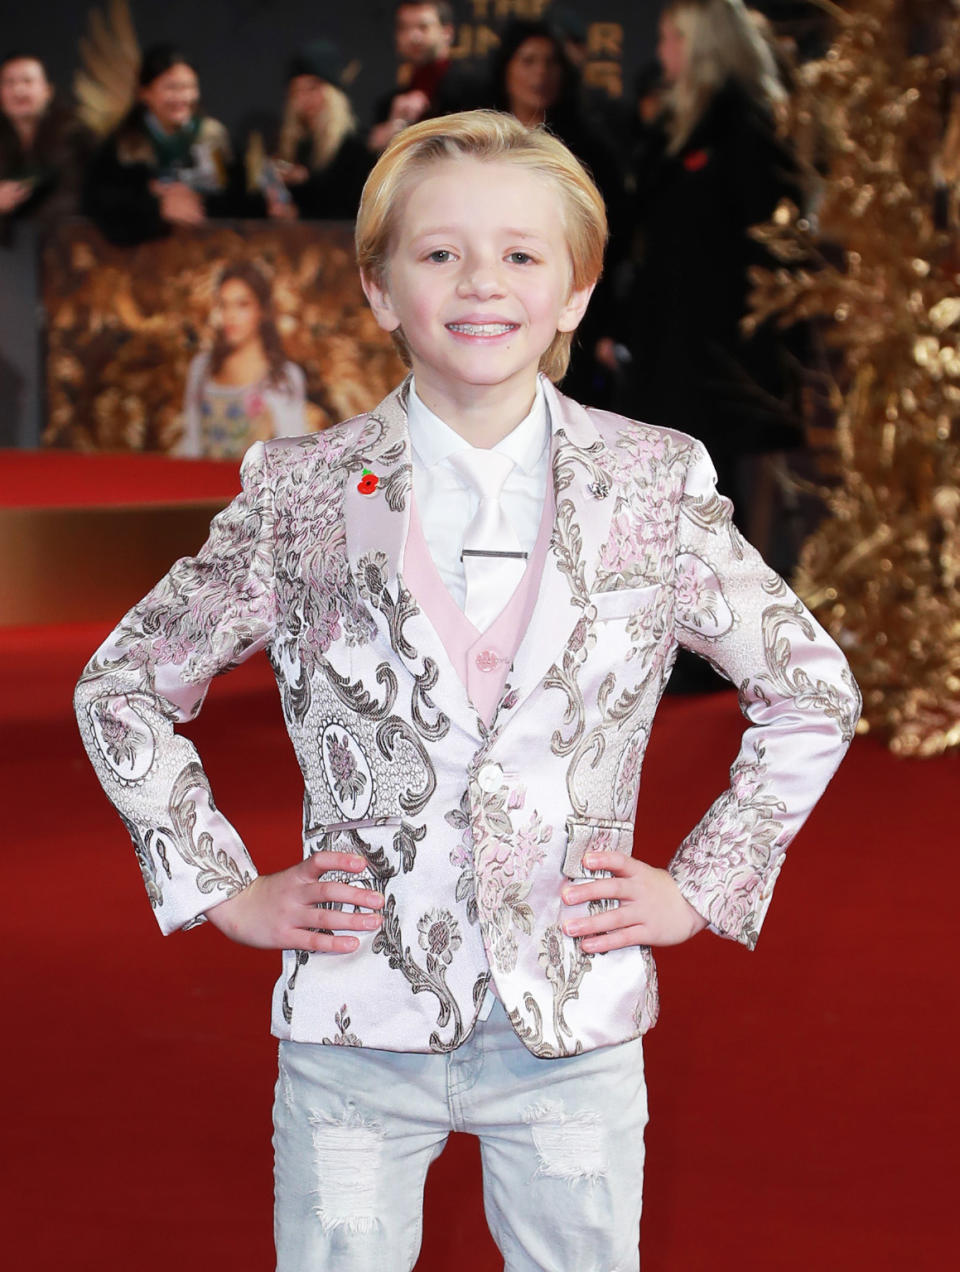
left=561, top=853, right=708, bottom=950
left=204, top=852, right=384, bottom=953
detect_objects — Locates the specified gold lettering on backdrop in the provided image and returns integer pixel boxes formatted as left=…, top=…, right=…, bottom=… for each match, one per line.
left=476, top=24, right=501, bottom=56
left=449, top=25, right=474, bottom=58
left=584, top=61, right=622, bottom=98
left=451, top=24, right=502, bottom=59
left=469, top=0, right=549, bottom=18
left=587, top=23, right=622, bottom=59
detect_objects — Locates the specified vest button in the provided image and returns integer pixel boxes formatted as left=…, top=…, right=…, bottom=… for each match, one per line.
left=476, top=762, right=503, bottom=792
left=475, top=649, right=500, bottom=672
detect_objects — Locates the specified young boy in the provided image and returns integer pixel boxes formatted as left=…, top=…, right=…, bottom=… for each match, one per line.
left=75, top=111, right=860, bottom=1270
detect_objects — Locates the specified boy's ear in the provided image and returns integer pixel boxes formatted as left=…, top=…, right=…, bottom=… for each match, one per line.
left=360, top=270, right=401, bottom=334
left=556, top=281, right=596, bottom=334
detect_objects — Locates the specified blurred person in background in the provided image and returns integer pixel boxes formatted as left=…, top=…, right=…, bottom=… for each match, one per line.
left=616, top=0, right=809, bottom=514
left=178, top=259, right=307, bottom=459
left=269, top=42, right=372, bottom=222
left=612, top=0, right=811, bottom=689
left=368, top=2, right=457, bottom=152
left=85, top=44, right=238, bottom=245
left=484, top=17, right=627, bottom=406
left=629, top=59, right=668, bottom=172
left=0, top=52, right=91, bottom=243
left=547, top=4, right=635, bottom=153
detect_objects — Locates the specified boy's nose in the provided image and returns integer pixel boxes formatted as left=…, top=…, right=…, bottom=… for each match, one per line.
left=456, top=264, right=505, bottom=300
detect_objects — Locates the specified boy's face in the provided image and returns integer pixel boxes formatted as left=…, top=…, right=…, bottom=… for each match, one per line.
left=362, top=157, right=592, bottom=405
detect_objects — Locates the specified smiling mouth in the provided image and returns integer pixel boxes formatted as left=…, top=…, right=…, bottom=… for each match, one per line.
left=446, top=322, right=518, bottom=336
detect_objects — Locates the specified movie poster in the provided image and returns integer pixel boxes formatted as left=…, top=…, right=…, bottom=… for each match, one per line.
left=42, top=219, right=405, bottom=455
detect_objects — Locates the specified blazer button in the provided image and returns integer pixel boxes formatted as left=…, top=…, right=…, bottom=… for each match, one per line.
left=475, top=649, right=500, bottom=672
left=476, top=762, right=503, bottom=792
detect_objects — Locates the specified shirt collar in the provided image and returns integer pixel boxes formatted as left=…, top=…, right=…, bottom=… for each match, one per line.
left=407, top=376, right=550, bottom=475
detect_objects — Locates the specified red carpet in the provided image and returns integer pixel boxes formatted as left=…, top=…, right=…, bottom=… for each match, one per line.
left=0, top=448, right=240, bottom=508
left=2, top=621, right=956, bottom=1270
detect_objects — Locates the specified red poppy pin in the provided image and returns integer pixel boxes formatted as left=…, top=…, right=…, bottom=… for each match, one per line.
left=683, top=148, right=710, bottom=172
left=357, top=469, right=379, bottom=496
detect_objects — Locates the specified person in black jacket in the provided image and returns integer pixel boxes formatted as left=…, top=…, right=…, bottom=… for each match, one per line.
left=615, top=0, right=812, bottom=692
left=482, top=18, right=628, bottom=407
left=617, top=0, right=809, bottom=505
left=0, top=52, right=91, bottom=242
left=84, top=44, right=240, bottom=245
left=270, top=43, right=372, bottom=222
left=368, top=2, right=458, bottom=154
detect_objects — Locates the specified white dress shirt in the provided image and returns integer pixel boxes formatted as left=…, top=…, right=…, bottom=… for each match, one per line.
left=407, top=377, right=551, bottom=613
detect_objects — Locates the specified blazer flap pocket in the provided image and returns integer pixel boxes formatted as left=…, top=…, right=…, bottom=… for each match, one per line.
left=563, top=816, right=635, bottom=878
left=589, top=582, right=665, bottom=621
left=307, top=815, right=404, bottom=853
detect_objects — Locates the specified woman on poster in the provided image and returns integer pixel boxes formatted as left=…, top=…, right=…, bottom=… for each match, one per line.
left=178, top=259, right=307, bottom=459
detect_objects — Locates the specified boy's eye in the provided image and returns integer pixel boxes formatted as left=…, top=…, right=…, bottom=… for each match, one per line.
left=506, top=251, right=534, bottom=264
left=427, top=249, right=453, bottom=263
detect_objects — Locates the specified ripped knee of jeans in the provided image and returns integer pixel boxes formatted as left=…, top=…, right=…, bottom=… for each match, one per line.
left=310, top=1106, right=384, bottom=1233
left=523, top=1100, right=607, bottom=1185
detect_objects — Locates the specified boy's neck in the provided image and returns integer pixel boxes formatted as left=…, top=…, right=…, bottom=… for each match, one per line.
left=409, top=369, right=541, bottom=449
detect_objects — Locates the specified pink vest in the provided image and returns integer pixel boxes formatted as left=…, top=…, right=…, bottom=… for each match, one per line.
left=402, top=476, right=556, bottom=728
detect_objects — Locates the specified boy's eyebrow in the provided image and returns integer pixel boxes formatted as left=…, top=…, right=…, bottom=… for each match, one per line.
left=409, top=226, right=552, bottom=245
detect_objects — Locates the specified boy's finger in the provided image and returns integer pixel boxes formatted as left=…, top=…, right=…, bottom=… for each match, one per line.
left=579, top=925, right=648, bottom=954
left=561, top=878, right=626, bottom=906
left=303, top=851, right=367, bottom=877
left=302, top=906, right=383, bottom=933
left=307, top=881, right=384, bottom=909
left=582, top=851, right=643, bottom=875
left=301, top=931, right=362, bottom=954
left=562, top=906, right=635, bottom=938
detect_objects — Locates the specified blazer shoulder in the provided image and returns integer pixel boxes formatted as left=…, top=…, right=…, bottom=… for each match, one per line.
left=581, top=402, right=702, bottom=458
left=258, top=408, right=383, bottom=479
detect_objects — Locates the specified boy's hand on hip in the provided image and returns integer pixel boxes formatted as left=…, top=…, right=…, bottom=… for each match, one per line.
left=561, top=853, right=708, bottom=950
left=204, top=852, right=384, bottom=953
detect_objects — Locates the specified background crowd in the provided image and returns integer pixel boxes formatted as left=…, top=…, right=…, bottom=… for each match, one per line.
left=1, top=0, right=825, bottom=586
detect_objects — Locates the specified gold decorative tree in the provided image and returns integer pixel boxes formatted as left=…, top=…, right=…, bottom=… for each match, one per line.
left=748, top=0, right=960, bottom=756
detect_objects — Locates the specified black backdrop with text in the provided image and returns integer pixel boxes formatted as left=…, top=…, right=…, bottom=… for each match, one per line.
left=2, top=1, right=824, bottom=139
left=4, top=1, right=658, bottom=139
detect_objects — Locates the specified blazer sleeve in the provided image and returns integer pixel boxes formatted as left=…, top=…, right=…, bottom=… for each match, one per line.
left=73, top=442, right=278, bottom=934
left=666, top=440, right=861, bottom=948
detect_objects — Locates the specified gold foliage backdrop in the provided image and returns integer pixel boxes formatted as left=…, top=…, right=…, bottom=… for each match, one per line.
left=748, top=0, right=960, bottom=756
left=43, top=220, right=405, bottom=453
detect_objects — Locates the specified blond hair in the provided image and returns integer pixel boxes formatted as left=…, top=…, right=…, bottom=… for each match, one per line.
left=663, top=0, right=786, bottom=153
left=355, top=109, right=607, bottom=382
left=277, top=81, right=357, bottom=171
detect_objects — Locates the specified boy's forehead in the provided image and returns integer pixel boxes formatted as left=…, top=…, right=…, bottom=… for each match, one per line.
left=394, top=157, right=566, bottom=231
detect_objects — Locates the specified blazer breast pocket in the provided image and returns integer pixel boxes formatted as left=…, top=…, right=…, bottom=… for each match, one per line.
left=589, top=581, right=668, bottom=622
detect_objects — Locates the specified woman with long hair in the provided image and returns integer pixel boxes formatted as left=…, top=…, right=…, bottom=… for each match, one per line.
left=621, top=0, right=808, bottom=510
left=658, top=0, right=787, bottom=153
left=179, top=260, right=307, bottom=459
left=270, top=42, right=372, bottom=221
left=484, top=18, right=627, bottom=405
left=486, top=17, right=621, bottom=189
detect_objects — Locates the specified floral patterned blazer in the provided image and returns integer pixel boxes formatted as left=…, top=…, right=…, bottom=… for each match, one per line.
left=75, top=377, right=860, bottom=1058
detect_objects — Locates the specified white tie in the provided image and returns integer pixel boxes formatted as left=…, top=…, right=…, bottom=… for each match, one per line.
left=449, top=449, right=527, bottom=630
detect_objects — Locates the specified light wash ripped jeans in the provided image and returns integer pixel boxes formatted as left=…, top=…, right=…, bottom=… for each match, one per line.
left=273, top=997, right=648, bottom=1272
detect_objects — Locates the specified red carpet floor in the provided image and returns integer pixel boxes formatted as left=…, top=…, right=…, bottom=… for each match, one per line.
left=2, top=621, right=956, bottom=1270
left=0, top=449, right=240, bottom=508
